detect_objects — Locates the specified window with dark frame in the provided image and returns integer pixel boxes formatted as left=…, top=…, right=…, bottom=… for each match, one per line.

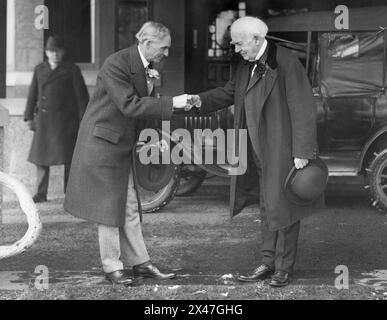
left=116, top=0, right=148, bottom=51
left=44, top=0, right=92, bottom=63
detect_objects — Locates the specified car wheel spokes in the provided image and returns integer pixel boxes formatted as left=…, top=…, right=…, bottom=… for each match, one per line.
left=378, top=161, right=387, bottom=195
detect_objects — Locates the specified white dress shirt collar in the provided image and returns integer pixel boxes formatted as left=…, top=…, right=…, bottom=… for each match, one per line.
left=250, top=39, right=268, bottom=77
left=254, top=39, right=268, bottom=61
left=138, top=46, right=150, bottom=68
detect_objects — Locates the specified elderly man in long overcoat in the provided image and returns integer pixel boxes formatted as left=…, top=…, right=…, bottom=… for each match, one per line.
left=190, top=16, right=323, bottom=287
left=24, top=36, right=89, bottom=203
left=64, top=22, right=189, bottom=285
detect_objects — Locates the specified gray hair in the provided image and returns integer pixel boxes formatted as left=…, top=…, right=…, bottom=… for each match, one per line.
left=231, top=16, right=268, bottom=39
left=135, top=21, right=170, bottom=44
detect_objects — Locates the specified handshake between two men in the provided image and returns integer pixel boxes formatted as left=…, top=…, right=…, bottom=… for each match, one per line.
left=171, top=93, right=308, bottom=170
left=172, top=94, right=201, bottom=111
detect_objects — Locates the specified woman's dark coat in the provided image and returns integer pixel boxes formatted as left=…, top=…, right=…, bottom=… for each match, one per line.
left=63, top=45, right=173, bottom=227
left=24, top=61, right=89, bottom=166
left=199, top=42, right=324, bottom=231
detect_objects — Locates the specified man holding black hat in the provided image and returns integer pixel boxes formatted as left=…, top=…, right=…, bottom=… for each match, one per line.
left=24, top=35, right=89, bottom=203
left=187, top=16, right=327, bottom=287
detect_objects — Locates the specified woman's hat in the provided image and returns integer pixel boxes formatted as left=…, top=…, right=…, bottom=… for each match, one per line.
left=284, top=157, right=328, bottom=206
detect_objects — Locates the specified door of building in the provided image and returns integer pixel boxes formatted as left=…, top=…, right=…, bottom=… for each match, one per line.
left=184, top=0, right=270, bottom=93
left=44, top=0, right=92, bottom=63
left=115, top=0, right=149, bottom=51
left=185, top=0, right=242, bottom=93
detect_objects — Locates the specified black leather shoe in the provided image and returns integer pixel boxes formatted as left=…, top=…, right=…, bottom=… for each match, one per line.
left=133, top=263, right=176, bottom=280
left=33, top=194, right=47, bottom=203
left=105, top=270, right=133, bottom=285
left=238, top=264, right=274, bottom=282
left=269, top=271, right=291, bottom=287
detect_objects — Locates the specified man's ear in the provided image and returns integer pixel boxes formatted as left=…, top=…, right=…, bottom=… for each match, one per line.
left=144, top=39, right=152, bottom=49
left=254, top=36, right=261, bottom=45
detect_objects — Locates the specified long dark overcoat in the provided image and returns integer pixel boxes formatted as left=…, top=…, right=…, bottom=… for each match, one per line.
left=199, top=42, right=324, bottom=231
left=24, top=61, right=89, bottom=166
left=63, top=45, right=173, bottom=227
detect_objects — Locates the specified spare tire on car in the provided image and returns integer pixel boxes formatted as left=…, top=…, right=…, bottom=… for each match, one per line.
left=133, top=136, right=180, bottom=213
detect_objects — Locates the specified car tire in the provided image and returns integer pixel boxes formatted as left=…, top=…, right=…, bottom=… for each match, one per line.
left=137, top=166, right=181, bottom=213
left=176, top=165, right=207, bottom=196
left=366, top=149, right=387, bottom=213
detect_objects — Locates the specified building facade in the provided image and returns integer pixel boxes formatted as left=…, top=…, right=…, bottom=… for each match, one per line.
left=1, top=0, right=386, bottom=201
left=5, top=0, right=387, bottom=98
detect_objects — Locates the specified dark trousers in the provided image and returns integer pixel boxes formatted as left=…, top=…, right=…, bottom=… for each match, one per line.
left=36, top=163, right=70, bottom=196
left=251, top=145, right=300, bottom=274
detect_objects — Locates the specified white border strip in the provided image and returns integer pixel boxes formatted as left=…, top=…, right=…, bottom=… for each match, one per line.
left=6, top=0, right=15, bottom=71
left=91, top=0, right=96, bottom=64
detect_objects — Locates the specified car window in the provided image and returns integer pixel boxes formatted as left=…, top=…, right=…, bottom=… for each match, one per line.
left=319, top=31, right=385, bottom=98
left=326, top=32, right=384, bottom=59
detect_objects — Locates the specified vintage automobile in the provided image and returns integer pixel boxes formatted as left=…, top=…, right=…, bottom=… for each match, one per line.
left=137, top=6, right=387, bottom=214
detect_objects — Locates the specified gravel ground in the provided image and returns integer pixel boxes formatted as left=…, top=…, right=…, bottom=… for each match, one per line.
left=1, top=183, right=387, bottom=299
left=0, top=283, right=384, bottom=300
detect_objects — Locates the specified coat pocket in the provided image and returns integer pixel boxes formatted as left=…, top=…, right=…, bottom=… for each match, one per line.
left=93, top=125, right=122, bottom=144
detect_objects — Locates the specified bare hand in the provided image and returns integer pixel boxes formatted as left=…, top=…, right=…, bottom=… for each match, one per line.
left=187, top=95, right=202, bottom=108
left=172, top=94, right=190, bottom=109
left=294, top=158, right=309, bottom=169
left=178, top=94, right=202, bottom=112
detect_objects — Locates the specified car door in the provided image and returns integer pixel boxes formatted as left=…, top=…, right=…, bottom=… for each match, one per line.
left=318, top=31, right=384, bottom=152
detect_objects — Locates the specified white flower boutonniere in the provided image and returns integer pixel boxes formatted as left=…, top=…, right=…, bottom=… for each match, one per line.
left=146, top=67, right=160, bottom=80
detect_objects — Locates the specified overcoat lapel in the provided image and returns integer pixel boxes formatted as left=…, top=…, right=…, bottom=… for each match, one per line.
left=246, top=41, right=279, bottom=100
left=129, top=47, right=148, bottom=97
left=246, top=67, right=278, bottom=100
left=234, top=63, right=250, bottom=131
left=239, top=63, right=251, bottom=96
left=42, top=62, right=69, bottom=88
left=262, top=68, right=278, bottom=103
left=246, top=71, right=260, bottom=93
left=40, top=62, right=53, bottom=87
left=253, top=67, right=278, bottom=109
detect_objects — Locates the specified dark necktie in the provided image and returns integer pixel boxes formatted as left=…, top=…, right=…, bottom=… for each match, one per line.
left=247, top=45, right=269, bottom=79
left=251, top=61, right=267, bottom=79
